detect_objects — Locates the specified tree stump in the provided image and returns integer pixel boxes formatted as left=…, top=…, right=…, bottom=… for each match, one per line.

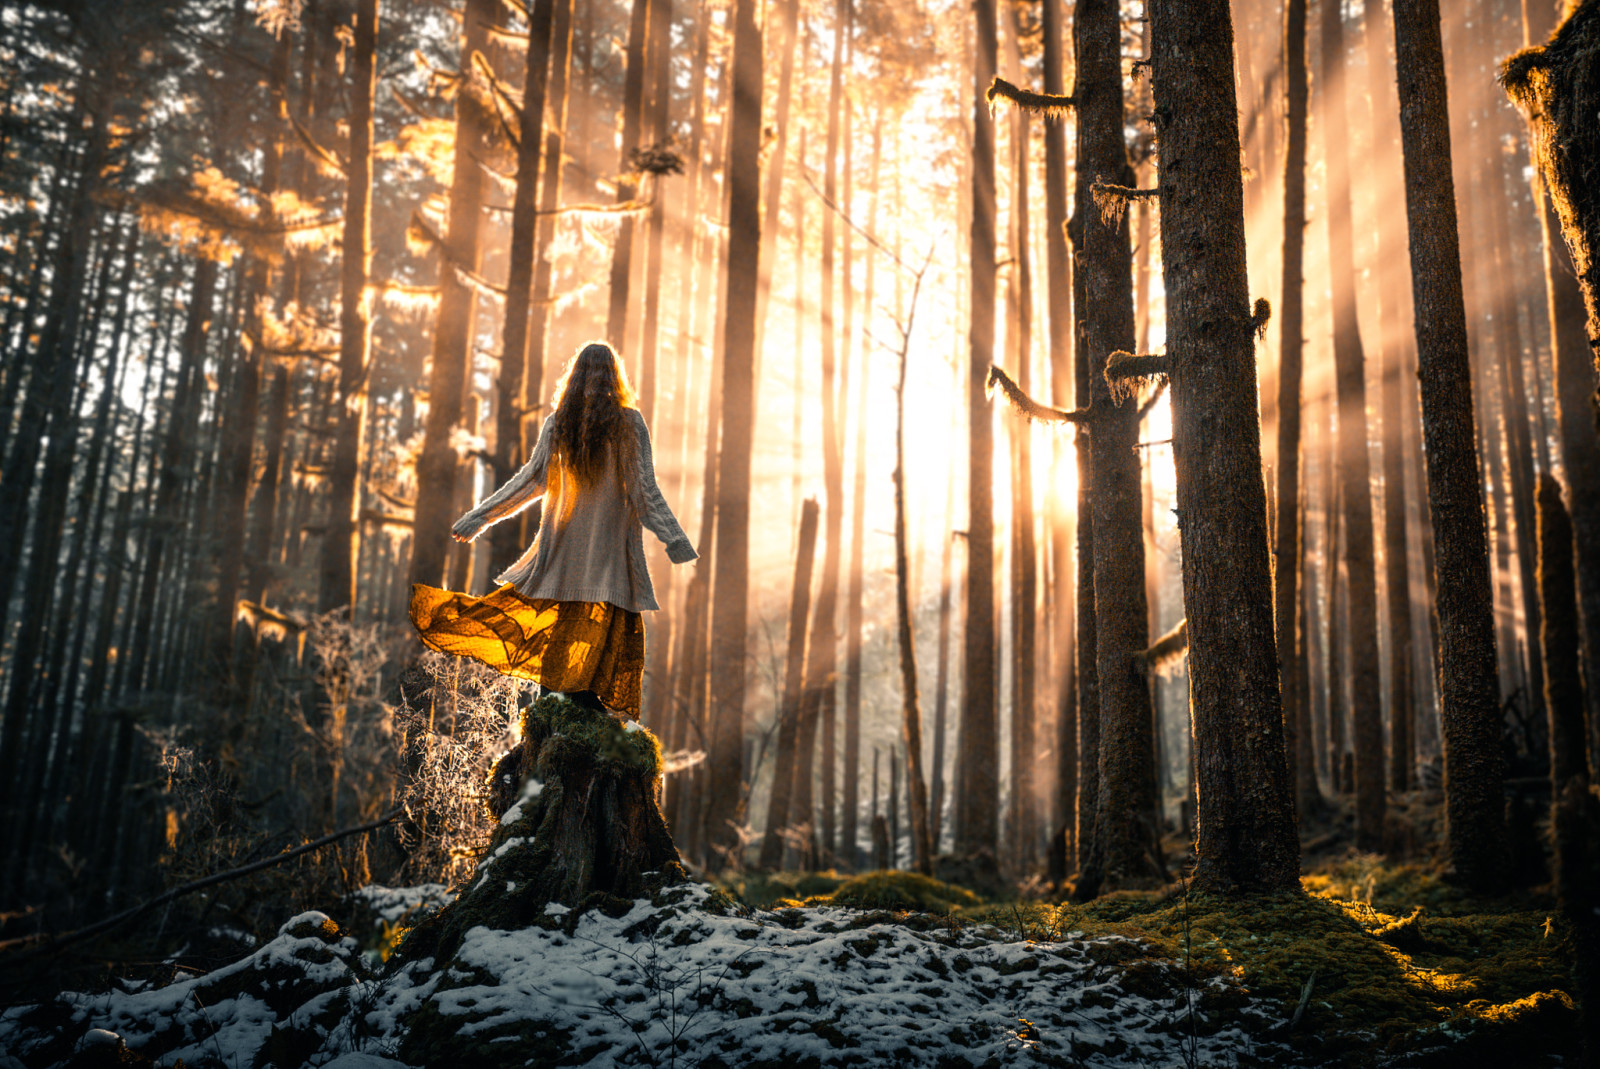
left=395, top=695, right=686, bottom=968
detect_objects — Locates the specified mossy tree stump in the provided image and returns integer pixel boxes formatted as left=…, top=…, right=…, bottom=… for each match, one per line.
left=397, top=696, right=686, bottom=967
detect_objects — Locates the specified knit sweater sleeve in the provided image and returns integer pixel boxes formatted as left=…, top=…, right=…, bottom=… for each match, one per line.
left=452, top=418, right=553, bottom=541
left=629, top=409, right=697, bottom=563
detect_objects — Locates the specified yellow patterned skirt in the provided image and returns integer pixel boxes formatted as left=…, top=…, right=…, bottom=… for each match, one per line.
left=408, top=584, right=645, bottom=718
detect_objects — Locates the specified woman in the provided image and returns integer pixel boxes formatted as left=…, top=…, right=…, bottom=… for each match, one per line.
left=409, top=341, right=696, bottom=718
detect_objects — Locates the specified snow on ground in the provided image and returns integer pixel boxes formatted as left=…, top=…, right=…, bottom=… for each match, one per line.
left=0, top=884, right=1297, bottom=1068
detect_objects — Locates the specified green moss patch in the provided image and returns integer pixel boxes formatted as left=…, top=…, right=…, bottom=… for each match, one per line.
left=807, top=871, right=983, bottom=913
left=959, top=858, right=1576, bottom=1063
left=521, top=694, right=661, bottom=778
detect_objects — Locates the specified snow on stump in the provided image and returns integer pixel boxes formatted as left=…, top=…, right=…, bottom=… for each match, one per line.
left=395, top=695, right=687, bottom=969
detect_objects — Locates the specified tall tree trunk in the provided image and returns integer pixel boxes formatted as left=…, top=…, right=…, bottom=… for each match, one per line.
left=957, top=0, right=999, bottom=863
left=1319, top=0, right=1385, bottom=852
left=703, top=0, right=762, bottom=866
left=842, top=118, right=880, bottom=869
left=1040, top=0, right=1075, bottom=884
left=759, top=498, right=819, bottom=869
left=1277, top=0, right=1318, bottom=819
left=1143, top=0, right=1301, bottom=895
left=1516, top=0, right=1600, bottom=752
left=752, top=0, right=801, bottom=363
left=319, top=0, right=377, bottom=615
left=1361, top=0, right=1419, bottom=795
left=0, top=107, right=102, bottom=646
left=894, top=304, right=935, bottom=875
left=1394, top=0, right=1508, bottom=892
left=525, top=0, right=575, bottom=444
left=930, top=446, right=958, bottom=857
left=1002, top=3, right=1037, bottom=874
left=605, top=0, right=655, bottom=351
left=791, top=0, right=851, bottom=870
left=491, top=0, right=556, bottom=575
left=635, top=0, right=674, bottom=425
left=411, top=0, right=493, bottom=591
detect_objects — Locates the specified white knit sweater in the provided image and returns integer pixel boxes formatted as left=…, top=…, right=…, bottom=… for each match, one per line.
left=452, top=409, right=696, bottom=612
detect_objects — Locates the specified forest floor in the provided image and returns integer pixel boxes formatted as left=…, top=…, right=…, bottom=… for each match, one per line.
left=0, top=810, right=1580, bottom=1067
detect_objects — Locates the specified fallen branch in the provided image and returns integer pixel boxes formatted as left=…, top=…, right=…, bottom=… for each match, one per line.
left=0, top=807, right=403, bottom=961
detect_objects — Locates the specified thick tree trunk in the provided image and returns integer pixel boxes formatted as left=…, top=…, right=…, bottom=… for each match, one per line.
left=1395, top=0, right=1508, bottom=891
left=703, top=0, right=762, bottom=866
left=319, top=0, right=376, bottom=616
left=957, top=0, right=999, bottom=862
left=1075, top=0, right=1159, bottom=893
left=398, top=697, right=685, bottom=1062
left=1145, top=0, right=1301, bottom=894
left=1534, top=172, right=1600, bottom=758
left=1503, top=1, right=1600, bottom=428
left=411, top=0, right=493, bottom=592
left=1534, top=472, right=1600, bottom=1066
left=760, top=498, right=819, bottom=870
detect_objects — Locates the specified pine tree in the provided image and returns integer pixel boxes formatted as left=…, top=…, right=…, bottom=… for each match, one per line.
left=1395, top=0, right=1507, bottom=891
left=1135, top=0, right=1301, bottom=894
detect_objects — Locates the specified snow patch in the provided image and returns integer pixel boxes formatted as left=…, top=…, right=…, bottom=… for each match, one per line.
left=499, top=777, right=544, bottom=826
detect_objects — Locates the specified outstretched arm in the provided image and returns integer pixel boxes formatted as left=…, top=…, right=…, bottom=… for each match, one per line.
left=629, top=410, right=697, bottom=563
left=452, top=419, right=553, bottom=542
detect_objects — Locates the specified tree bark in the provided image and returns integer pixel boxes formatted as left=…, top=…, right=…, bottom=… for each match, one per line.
left=703, top=0, right=762, bottom=866
left=759, top=498, right=819, bottom=870
left=895, top=333, right=935, bottom=875
left=1319, top=0, right=1385, bottom=852
left=1077, top=0, right=1160, bottom=893
left=1362, top=0, right=1418, bottom=795
left=411, top=0, right=493, bottom=592
left=1277, top=0, right=1319, bottom=820
left=1001, top=2, right=1037, bottom=875
left=319, top=0, right=377, bottom=616
left=491, top=0, right=556, bottom=575
left=1394, top=0, right=1508, bottom=891
left=605, top=0, right=655, bottom=351
left=1146, top=0, right=1301, bottom=894
left=957, top=0, right=999, bottom=863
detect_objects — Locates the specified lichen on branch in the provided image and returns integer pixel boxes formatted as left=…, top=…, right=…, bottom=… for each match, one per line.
left=985, top=76, right=1076, bottom=121
left=985, top=365, right=1089, bottom=424
left=1104, top=350, right=1172, bottom=405
left=1090, top=179, right=1158, bottom=228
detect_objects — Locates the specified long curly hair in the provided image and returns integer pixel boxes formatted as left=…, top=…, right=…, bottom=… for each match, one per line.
left=546, top=341, right=639, bottom=489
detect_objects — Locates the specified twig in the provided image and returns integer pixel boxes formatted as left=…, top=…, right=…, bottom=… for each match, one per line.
left=0, top=807, right=403, bottom=960
left=799, top=166, right=916, bottom=275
